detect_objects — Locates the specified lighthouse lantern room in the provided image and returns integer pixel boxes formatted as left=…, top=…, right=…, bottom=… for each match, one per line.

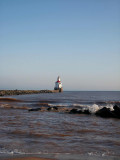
left=54, top=76, right=63, bottom=92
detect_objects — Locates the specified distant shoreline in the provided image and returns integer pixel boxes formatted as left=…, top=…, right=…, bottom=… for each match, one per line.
left=0, top=90, right=59, bottom=96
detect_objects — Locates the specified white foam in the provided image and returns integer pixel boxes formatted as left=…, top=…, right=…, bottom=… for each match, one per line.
left=88, top=104, right=100, bottom=113
left=72, top=104, right=100, bottom=113
left=72, top=104, right=114, bottom=113
left=106, top=104, right=114, bottom=111
left=49, top=104, right=68, bottom=107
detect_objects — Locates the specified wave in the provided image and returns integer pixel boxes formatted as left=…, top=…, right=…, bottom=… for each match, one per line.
left=0, top=148, right=43, bottom=155
left=6, top=129, right=72, bottom=140
left=0, top=98, right=23, bottom=102
left=43, top=103, right=115, bottom=113
left=0, top=104, right=30, bottom=110
left=72, top=104, right=115, bottom=113
left=0, top=148, right=118, bottom=158
left=0, top=101, right=120, bottom=118
left=0, top=103, right=116, bottom=113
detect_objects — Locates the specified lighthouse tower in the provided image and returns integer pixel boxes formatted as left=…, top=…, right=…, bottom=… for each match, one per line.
left=54, top=76, right=63, bottom=92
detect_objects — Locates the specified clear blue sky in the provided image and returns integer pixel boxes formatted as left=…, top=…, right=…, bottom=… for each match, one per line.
left=0, top=0, right=120, bottom=91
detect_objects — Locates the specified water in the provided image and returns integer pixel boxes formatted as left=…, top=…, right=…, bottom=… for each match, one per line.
left=0, top=91, right=120, bottom=159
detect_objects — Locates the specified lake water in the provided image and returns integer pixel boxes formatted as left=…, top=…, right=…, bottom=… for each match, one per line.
left=0, top=91, right=120, bottom=160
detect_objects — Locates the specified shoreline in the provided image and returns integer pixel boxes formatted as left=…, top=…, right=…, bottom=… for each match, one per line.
left=0, top=154, right=120, bottom=160
left=1, top=158, right=55, bottom=160
left=0, top=90, right=59, bottom=96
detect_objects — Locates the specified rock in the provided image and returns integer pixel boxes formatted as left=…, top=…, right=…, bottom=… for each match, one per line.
left=83, top=109, right=91, bottom=114
left=47, top=107, right=51, bottom=111
left=95, top=107, right=116, bottom=118
left=47, top=106, right=58, bottom=111
left=53, top=106, right=58, bottom=110
left=112, top=105, right=120, bottom=118
left=0, top=90, right=53, bottom=96
left=65, top=109, right=69, bottom=112
left=69, top=109, right=80, bottom=114
left=28, top=108, right=41, bottom=111
left=69, top=108, right=91, bottom=114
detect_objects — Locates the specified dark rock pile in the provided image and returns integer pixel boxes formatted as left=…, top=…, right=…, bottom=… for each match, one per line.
left=28, top=105, right=120, bottom=119
left=95, top=105, right=120, bottom=118
left=66, top=105, right=120, bottom=119
left=69, top=108, right=91, bottom=115
left=28, top=108, right=41, bottom=112
left=0, top=90, right=53, bottom=96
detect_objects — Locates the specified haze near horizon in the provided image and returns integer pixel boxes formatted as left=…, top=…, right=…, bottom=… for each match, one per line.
left=0, top=0, right=120, bottom=91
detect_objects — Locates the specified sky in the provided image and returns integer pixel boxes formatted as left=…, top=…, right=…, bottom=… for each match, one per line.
left=0, top=0, right=120, bottom=91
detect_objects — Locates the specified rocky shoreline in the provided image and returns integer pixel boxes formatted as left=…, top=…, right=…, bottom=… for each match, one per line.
left=28, top=104, right=120, bottom=119
left=0, top=90, right=56, bottom=96
left=0, top=97, right=120, bottom=119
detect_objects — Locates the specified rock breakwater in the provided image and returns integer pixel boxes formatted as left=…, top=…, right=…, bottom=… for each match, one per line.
left=0, top=90, right=55, bottom=96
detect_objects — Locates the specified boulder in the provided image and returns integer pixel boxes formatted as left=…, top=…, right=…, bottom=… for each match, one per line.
left=112, top=105, right=120, bottom=118
left=47, top=107, right=51, bottom=111
left=95, top=107, right=116, bottom=118
left=69, top=109, right=81, bottom=114
left=69, top=108, right=90, bottom=114
left=47, top=106, right=58, bottom=111
left=53, top=106, right=58, bottom=110
left=83, top=109, right=91, bottom=114
left=28, top=108, right=41, bottom=112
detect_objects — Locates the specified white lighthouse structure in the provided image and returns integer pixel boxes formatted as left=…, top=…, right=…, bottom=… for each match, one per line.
left=54, top=76, right=63, bottom=92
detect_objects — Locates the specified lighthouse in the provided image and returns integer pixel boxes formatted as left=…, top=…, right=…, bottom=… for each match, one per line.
left=54, top=76, right=63, bottom=92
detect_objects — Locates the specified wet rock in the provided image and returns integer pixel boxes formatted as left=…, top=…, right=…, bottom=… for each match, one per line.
left=69, top=109, right=82, bottom=114
left=69, top=109, right=76, bottom=114
left=95, top=107, right=116, bottom=118
left=47, top=106, right=58, bottom=111
left=53, top=106, right=58, bottom=110
left=83, top=109, right=91, bottom=114
left=28, top=108, right=41, bottom=112
left=47, top=107, right=51, bottom=111
left=69, top=108, right=91, bottom=114
left=112, top=105, right=120, bottom=118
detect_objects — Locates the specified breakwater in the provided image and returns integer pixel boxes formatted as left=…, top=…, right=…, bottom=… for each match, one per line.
left=0, top=90, right=58, bottom=96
